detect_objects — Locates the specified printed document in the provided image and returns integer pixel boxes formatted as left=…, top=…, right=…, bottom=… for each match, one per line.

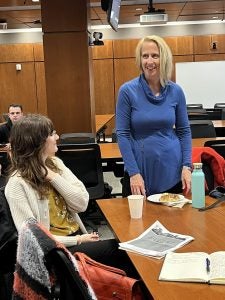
left=119, top=220, right=194, bottom=259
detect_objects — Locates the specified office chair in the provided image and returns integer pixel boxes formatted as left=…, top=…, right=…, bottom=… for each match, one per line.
left=0, top=151, right=10, bottom=176
left=56, top=143, right=112, bottom=228
left=221, top=109, right=225, bottom=120
left=59, top=133, right=95, bottom=144
left=111, top=129, right=124, bottom=178
left=202, top=162, right=215, bottom=194
left=189, top=120, right=216, bottom=138
left=0, top=188, right=18, bottom=300
left=186, top=104, right=203, bottom=109
left=14, top=218, right=93, bottom=300
left=205, top=108, right=222, bottom=120
left=187, top=109, right=209, bottom=120
left=46, top=249, right=92, bottom=299
left=214, top=103, right=225, bottom=109
left=204, top=140, right=225, bottom=159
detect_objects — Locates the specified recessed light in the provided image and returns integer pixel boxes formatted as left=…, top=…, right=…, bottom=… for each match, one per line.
left=136, top=8, right=142, bottom=11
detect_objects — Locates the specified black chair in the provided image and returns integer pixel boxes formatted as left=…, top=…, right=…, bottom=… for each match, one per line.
left=186, top=104, right=203, bottom=109
left=59, top=133, right=95, bottom=144
left=221, top=109, right=225, bottom=120
left=0, top=151, right=10, bottom=176
left=46, top=249, right=92, bottom=299
left=187, top=109, right=209, bottom=120
left=190, top=120, right=216, bottom=138
left=206, top=108, right=222, bottom=120
left=202, top=162, right=215, bottom=194
left=56, top=143, right=112, bottom=228
left=204, top=140, right=225, bottom=159
left=111, top=129, right=124, bottom=178
left=14, top=218, right=93, bottom=300
left=0, top=188, right=18, bottom=300
left=214, top=103, right=225, bottom=109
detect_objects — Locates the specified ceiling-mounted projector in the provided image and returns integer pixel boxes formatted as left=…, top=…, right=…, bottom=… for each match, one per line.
left=140, top=13, right=168, bottom=25
left=139, top=0, right=168, bottom=25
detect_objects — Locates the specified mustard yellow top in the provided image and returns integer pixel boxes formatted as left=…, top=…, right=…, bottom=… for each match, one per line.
left=48, top=187, right=79, bottom=236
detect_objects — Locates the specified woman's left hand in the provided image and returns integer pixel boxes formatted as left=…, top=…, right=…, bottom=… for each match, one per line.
left=79, top=232, right=100, bottom=244
left=181, top=167, right=192, bottom=195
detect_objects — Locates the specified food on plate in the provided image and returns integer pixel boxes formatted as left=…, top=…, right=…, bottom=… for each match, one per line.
left=159, top=193, right=181, bottom=203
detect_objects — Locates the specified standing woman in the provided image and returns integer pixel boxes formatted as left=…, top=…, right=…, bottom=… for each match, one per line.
left=5, top=114, right=138, bottom=277
left=116, top=35, right=192, bottom=197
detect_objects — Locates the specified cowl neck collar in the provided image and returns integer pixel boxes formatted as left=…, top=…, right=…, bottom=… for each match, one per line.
left=139, top=73, right=169, bottom=104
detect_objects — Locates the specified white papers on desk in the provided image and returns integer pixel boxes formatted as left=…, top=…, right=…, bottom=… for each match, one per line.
left=119, top=220, right=194, bottom=259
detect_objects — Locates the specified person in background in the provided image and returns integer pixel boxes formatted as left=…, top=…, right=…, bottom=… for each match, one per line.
left=116, top=35, right=192, bottom=198
left=5, top=114, right=138, bottom=278
left=0, top=103, right=23, bottom=146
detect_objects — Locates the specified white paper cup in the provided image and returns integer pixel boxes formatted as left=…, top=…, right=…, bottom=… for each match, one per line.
left=127, top=195, right=144, bottom=219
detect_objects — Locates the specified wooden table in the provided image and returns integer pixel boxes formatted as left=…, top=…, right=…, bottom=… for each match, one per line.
left=97, top=197, right=225, bottom=300
left=192, top=137, right=225, bottom=147
left=95, top=114, right=115, bottom=142
left=212, top=120, right=225, bottom=136
left=212, top=120, right=225, bottom=128
left=99, top=138, right=225, bottom=160
left=99, top=143, right=121, bottom=161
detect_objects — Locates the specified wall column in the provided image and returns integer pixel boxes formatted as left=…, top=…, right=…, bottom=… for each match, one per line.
left=40, top=0, right=95, bottom=134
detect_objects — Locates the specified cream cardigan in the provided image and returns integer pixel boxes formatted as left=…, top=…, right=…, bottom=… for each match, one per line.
left=5, top=157, right=89, bottom=247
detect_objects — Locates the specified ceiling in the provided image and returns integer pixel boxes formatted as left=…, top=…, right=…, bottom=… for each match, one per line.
left=0, top=0, right=224, bottom=30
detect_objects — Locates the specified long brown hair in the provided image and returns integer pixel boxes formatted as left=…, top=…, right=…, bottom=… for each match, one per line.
left=9, top=114, right=60, bottom=199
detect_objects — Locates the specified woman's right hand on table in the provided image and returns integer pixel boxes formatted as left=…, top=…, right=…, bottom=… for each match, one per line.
left=130, top=173, right=146, bottom=197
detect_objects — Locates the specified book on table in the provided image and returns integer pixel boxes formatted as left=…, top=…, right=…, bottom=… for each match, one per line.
left=159, top=251, right=225, bottom=285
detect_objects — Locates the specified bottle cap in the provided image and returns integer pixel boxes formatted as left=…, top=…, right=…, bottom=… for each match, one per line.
left=193, top=162, right=203, bottom=169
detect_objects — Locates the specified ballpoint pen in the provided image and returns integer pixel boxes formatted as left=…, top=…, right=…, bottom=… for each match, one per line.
left=206, top=258, right=210, bottom=273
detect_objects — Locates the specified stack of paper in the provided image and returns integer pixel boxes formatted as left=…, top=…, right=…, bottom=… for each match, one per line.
left=119, top=221, right=194, bottom=259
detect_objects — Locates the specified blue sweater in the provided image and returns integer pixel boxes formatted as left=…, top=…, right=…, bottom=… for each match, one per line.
left=116, top=74, right=192, bottom=196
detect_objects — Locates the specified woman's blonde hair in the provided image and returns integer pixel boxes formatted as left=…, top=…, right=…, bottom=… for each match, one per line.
left=9, top=114, right=60, bottom=199
left=135, top=35, right=173, bottom=87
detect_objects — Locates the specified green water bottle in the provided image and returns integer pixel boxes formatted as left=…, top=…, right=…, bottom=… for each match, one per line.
left=191, top=163, right=205, bottom=209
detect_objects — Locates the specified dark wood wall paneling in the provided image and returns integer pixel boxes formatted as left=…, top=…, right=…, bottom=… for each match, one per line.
left=0, top=43, right=44, bottom=115
left=1, top=34, right=225, bottom=135
left=41, top=0, right=95, bottom=135
left=91, top=40, right=115, bottom=134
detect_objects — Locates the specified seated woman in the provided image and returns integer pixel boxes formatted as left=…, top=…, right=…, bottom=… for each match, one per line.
left=5, top=114, right=138, bottom=278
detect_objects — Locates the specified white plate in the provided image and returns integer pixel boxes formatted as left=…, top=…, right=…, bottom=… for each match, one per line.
left=147, top=193, right=185, bottom=205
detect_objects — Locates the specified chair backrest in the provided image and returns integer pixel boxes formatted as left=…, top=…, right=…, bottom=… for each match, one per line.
left=14, top=218, right=94, bottom=300
left=187, top=108, right=209, bottom=120
left=56, top=143, right=105, bottom=200
left=186, top=104, right=203, bottom=109
left=46, top=249, right=92, bottom=300
left=202, top=162, right=215, bottom=193
left=221, top=108, right=225, bottom=120
left=59, top=133, right=95, bottom=144
left=111, top=128, right=117, bottom=142
left=0, top=152, right=11, bottom=175
left=206, top=108, right=222, bottom=120
left=0, top=188, right=18, bottom=273
left=204, top=140, right=225, bottom=159
left=0, top=188, right=18, bottom=300
left=214, top=103, right=225, bottom=108
left=189, top=120, right=217, bottom=138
